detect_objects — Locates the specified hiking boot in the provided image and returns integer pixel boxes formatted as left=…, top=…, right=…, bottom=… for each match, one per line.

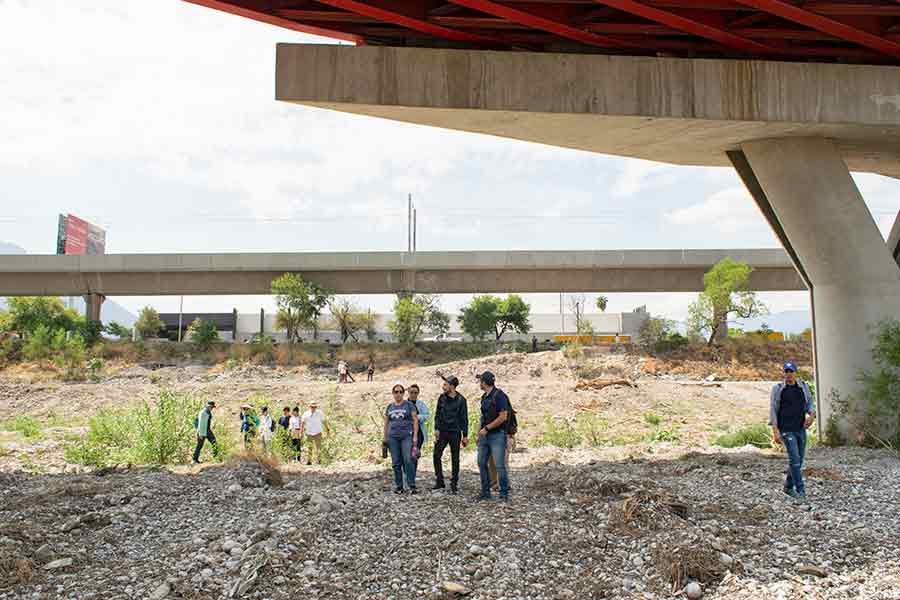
left=793, top=493, right=810, bottom=505
left=394, top=488, right=404, bottom=495
left=450, top=486, right=458, bottom=495
left=431, top=483, right=445, bottom=491
left=783, top=488, right=798, bottom=498
left=474, top=494, right=492, bottom=502
left=498, top=496, right=509, bottom=503
left=410, top=487, right=419, bottom=495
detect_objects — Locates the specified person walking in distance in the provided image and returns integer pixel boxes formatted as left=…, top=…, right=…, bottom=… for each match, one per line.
left=300, top=400, right=329, bottom=465
left=383, top=384, right=419, bottom=494
left=408, top=384, right=429, bottom=464
left=258, top=406, right=274, bottom=454
left=239, top=404, right=259, bottom=451
left=770, top=361, right=816, bottom=504
left=432, top=374, right=468, bottom=494
left=367, top=359, right=375, bottom=382
left=289, top=406, right=303, bottom=462
left=475, top=371, right=510, bottom=501
left=192, top=400, right=218, bottom=464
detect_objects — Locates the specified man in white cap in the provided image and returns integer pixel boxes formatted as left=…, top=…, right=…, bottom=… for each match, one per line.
left=300, top=400, right=329, bottom=465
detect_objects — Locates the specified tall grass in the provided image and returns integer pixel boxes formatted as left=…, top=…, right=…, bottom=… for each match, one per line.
left=64, top=390, right=238, bottom=467
left=2, top=416, right=44, bottom=439
left=712, top=423, right=772, bottom=449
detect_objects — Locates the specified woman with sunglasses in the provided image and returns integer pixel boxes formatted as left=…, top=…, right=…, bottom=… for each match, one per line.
left=383, top=383, right=419, bottom=494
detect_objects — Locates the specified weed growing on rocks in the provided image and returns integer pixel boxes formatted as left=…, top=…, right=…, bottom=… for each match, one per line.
left=712, top=423, right=772, bottom=449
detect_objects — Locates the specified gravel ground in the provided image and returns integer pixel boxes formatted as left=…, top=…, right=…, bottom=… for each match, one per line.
left=2, top=445, right=899, bottom=600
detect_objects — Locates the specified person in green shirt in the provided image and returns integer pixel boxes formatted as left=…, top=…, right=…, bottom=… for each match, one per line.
left=193, top=400, right=218, bottom=464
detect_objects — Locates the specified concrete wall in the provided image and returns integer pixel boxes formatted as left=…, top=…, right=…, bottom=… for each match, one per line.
left=234, top=311, right=648, bottom=344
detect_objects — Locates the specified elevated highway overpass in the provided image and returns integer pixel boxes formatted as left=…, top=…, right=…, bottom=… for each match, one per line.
left=0, top=249, right=802, bottom=299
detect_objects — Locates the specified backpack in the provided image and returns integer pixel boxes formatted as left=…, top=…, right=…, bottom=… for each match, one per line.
left=488, top=390, right=518, bottom=436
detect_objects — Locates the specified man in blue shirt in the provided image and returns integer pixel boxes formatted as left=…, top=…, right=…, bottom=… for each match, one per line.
left=476, top=371, right=510, bottom=501
left=769, top=361, right=816, bottom=504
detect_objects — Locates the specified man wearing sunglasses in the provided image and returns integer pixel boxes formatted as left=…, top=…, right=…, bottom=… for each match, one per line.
left=769, top=361, right=816, bottom=504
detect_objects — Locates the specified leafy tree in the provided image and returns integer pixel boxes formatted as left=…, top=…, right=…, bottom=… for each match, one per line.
left=365, top=310, right=378, bottom=342
left=638, top=315, right=679, bottom=354
left=271, top=273, right=332, bottom=343
left=459, top=294, right=531, bottom=341
left=4, top=297, right=79, bottom=339
left=187, top=318, right=220, bottom=350
left=135, top=306, right=165, bottom=339
left=686, top=257, right=767, bottom=345
left=388, top=294, right=449, bottom=344
left=327, top=298, right=376, bottom=344
left=596, top=295, right=609, bottom=312
left=104, top=322, right=132, bottom=339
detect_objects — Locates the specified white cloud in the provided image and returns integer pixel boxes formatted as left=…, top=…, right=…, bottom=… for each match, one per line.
left=662, top=186, right=771, bottom=235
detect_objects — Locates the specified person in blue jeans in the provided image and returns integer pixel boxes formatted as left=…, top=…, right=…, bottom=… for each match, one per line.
left=383, top=384, right=419, bottom=495
left=476, top=371, right=510, bottom=501
left=769, top=361, right=816, bottom=504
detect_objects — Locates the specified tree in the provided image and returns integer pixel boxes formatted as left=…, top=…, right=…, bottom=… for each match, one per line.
left=567, top=294, right=594, bottom=336
left=4, top=297, right=79, bottom=339
left=135, top=307, right=165, bottom=339
left=187, top=318, right=220, bottom=350
left=388, top=294, right=449, bottom=344
left=686, top=258, right=768, bottom=345
left=271, top=273, right=333, bottom=343
left=637, top=315, right=687, bottom=354
left=459, top=294, right=531, bottom=341
left=596, top=295, right=609, bottom=312
left=327, top=298, right=376, bottom=344
left=104, top=322, right=132, bottom=339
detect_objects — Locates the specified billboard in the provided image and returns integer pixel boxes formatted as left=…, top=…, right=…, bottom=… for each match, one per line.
left=56, top=214, right=106, bottom=255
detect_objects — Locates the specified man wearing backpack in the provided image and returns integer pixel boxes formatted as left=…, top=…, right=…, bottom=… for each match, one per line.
left=192, top=400, right=218, bottom=464
left=475, top=371, right=513, bottom=501
left=769, top=361, right=816, bottom=504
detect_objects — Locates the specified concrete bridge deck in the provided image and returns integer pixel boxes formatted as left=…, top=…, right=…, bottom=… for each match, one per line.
left=0, top=249, right=803, bottom=296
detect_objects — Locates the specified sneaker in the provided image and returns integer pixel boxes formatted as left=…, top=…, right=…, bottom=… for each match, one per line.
left=499, top=496, right=509, bottom=503
left=394, top=488, right=404, bottom=495
left=431, top=483, right=445, bottom=491
left=474, top=494, right=492, bottom=502
left=783, top=488, right=798, bottom=498
left=793, top=493, right=810, bottom=505
left=410, top=487, right=419, bottom=495
left=306, top=461, right=312, bottom=466
left=450, top=486, right=458, bottom=495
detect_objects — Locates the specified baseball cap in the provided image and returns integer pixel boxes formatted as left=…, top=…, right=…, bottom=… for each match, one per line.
left=477, top=371, right=496, bottom=386
left=783, top=361, right=797, bottom=372
left=446, top=375, right=460, bottom=388
left=206, top=400, right=216, bottom=407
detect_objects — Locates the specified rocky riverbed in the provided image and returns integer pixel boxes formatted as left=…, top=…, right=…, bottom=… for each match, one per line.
left=2, top=445, right=898, bottom=600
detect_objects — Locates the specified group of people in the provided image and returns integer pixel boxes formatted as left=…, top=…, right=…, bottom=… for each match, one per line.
left=382, top=370, right=515, bottom=501
left=193, top=359, right=814, bottom=505
left=337, top=359, right=376, bottom=383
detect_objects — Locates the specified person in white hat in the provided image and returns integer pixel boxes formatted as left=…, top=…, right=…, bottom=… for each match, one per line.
left=300, top=400, right=329, bottom=465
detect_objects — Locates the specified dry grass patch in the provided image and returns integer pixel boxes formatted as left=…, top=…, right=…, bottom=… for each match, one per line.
left=610, top=489, right=689, bottom=532
left=0, top=550, right=35, bottom=590
left=653, top=542, right=732, bottom=592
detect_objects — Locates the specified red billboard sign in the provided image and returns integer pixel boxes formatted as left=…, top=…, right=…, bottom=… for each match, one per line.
left=56, top=214, right=106, bottom=255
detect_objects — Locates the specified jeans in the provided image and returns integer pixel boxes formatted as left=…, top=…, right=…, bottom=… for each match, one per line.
left=477, top=431, right=509, bottom=498
left=488, top=435, right=515, bottom=490
left=387, top=435, right=416, bottom=490
left=433, top=431, right=461, bottom=488
left=192, top=431, right=218, bottom=463
left=781, top=429, right=807, bottom=495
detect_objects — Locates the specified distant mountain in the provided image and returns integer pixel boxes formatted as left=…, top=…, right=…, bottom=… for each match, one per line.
left=734, top=310, right=811, bottom=334
left=0, top=242, right=27, bottom=254
left=0, top=241, right=135, bottom=326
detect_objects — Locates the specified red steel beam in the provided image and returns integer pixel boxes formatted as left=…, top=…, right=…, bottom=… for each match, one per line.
left=590, top=0, right=778, bottom=53
left=447, top=0, right=640, bottom=48
left=181, top=0, right=365, bottom=44
left=732, top=0, right=900, bottom=57
left=312, top=0, right=501, bottom=43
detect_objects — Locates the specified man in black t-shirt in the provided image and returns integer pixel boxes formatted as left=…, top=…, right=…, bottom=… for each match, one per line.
left=432, top=374, right=468, bottom=494
left=768, top=361, right=816, bottom=503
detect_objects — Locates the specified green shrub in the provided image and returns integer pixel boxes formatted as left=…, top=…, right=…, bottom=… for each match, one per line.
left=536, top=417, right=582, bottom=449
left=2, top=416, right=43, bottom=439
left=713, top=423, right=772, bottom=449
left=22, top=324, right=56, bottom=361
left=64, top=390, right=237, bottom=467
left=54, top=333, right=87, bottom=380
left=643, top=412, right=662, bottom=427
left=576, top=412, right=609, bottom=447
left=188, top=318, right=220, bottom=351
left=646, top=427, right=680, bottom=443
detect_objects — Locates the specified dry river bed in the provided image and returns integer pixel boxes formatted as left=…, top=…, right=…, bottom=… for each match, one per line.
left=1, top=445, right=899, bottom=600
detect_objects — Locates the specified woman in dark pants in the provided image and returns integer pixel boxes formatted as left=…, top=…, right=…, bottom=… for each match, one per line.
left=383, top=384, right=419, bottom=494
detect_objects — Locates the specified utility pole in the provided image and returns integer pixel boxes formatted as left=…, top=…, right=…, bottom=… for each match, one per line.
left=413, top=207, right=417, bottom=253
left=407, top=194, right=412, bottom=253
left=177, top=296, right=184, bottom=342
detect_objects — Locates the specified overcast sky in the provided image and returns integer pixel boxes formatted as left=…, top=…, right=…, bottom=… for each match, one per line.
left=2, top=0, right=899, bottom=323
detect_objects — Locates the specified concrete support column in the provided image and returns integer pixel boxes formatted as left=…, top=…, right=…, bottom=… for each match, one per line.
left=737, top=138, right=900, bottom=435
left=83, top=293, right=105, bottom=323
